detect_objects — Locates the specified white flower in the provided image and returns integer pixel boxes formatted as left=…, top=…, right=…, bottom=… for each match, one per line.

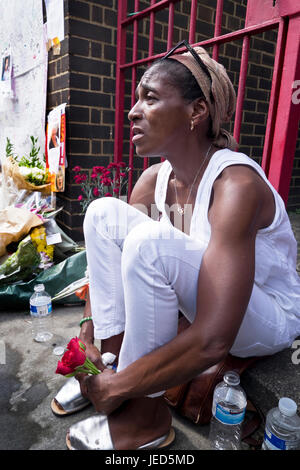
left=18, top=166, right=32, bottom=176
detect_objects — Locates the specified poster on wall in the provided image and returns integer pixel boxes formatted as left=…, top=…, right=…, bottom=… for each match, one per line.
left=0, top=0, right=47, bottom=177
left=46, top=103, right=67, bottom=192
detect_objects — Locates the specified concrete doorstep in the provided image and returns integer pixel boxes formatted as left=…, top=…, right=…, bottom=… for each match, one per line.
left=0, top=302, right=299, bottom=451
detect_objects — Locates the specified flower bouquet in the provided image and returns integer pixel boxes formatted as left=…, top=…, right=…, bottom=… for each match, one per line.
left=30, top=226, right=54, bottom=270
left=73, top=162, right=130, bottom=214
left=56, top=337, right=101, bottom=377
left=0, top=234, right=41, bottom=286
left=0, top=224, right=55, bottom=286
left=3, top=136, right=51, bottom=194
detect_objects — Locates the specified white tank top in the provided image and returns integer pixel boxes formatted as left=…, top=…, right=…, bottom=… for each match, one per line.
left=155, top=148, right=300, bottom=317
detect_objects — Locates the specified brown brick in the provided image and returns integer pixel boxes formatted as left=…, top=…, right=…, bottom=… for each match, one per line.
left=68, top=107, right=90, bottom=123
left=68, top=1, right=90, bottom=20
left=92, top=5, right=103, bottom=23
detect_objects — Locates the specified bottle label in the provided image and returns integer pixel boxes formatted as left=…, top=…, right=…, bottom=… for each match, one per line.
left=263, top=427, right=286, bottom=450
left=30, top=303, right=52, bottom=317
left=214, top=403, right=245, bottom=425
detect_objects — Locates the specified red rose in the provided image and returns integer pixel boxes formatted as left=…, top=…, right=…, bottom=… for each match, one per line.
left=55, top=336, right=100, bottom=377
left=67, top=337, right=86, bottom=353
left=55, top=361, right=74, bottom=376
left=62, top=349, right=86, bottom=369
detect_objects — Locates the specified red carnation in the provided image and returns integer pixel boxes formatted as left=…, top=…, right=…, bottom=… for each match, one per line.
left=72, top=166, right=82, bottom=172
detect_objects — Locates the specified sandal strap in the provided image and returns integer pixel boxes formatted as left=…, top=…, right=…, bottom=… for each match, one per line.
left=55, top=376, right=90, bottom=413
left=69, top=414, right=114, bottom=450
left=68, top=414, right=174, bottom=450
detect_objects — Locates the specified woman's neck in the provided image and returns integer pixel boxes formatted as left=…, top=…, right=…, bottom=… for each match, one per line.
left=169, top=140, right=215, bottom=187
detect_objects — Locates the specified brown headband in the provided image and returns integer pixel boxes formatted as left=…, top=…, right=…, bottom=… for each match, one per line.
left=170, top=46, right=238, bottom=150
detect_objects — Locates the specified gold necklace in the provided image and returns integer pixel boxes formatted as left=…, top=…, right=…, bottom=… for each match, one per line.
left=173, top=144, right=212, bottom=215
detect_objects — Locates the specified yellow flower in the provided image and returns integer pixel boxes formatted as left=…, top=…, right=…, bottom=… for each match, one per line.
left=30, top=226, right=54, bottom=261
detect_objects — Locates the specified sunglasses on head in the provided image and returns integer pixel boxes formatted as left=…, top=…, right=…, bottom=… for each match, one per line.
left=162, top=40, right=212, bottom=85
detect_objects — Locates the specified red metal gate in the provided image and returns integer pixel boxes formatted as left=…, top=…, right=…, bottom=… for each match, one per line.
left=114, top=0, right=300, bottom=203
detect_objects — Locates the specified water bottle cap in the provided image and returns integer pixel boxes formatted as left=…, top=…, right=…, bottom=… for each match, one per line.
left=34, top=284, right=45, bottom=292
left=223, top=370, right=240, bottom=386
left=279, top=397, right=297, bottom=416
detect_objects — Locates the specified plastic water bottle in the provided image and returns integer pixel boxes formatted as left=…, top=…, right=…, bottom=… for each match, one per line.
left=262, top=397, right=300, bottom=450
left=30, top=284, right=53, bottom=342
left=209, top=371, right=247, bottom=450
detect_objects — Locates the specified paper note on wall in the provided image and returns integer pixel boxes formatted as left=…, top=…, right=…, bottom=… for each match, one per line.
left=45, top=0, right=64, bottom=54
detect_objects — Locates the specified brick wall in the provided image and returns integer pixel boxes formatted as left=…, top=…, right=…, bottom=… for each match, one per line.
left=46, top=0, right=300, bottom=241
left=47, top=0, right=119, bottom=240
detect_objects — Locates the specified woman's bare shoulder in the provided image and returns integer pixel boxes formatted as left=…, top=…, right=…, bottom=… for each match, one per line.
left=129, top=162, right=164, bottom=207
left=140, top=162, right=164, bottom=181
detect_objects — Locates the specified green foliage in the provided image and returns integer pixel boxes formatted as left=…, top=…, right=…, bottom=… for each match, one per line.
left=0, top=236, right=41, bottom=286
left=5, top=138, right=15, bottom=160
left=18, top=136, right=44, bottom=170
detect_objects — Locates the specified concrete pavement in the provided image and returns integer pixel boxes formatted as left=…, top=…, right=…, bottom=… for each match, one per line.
left=0, top=303, right=212, bottom=451
left=1, top=300, right=299, bottom=451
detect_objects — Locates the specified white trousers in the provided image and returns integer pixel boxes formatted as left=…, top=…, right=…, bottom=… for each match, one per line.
left=83, top=198, right=294, bottom=373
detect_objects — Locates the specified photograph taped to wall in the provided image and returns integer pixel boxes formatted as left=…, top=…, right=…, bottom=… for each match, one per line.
left=1, top=54, right=12, bottom=81
left=0, top=51, right=13, bottom=101
left=46, top=103, right=66, bottom=192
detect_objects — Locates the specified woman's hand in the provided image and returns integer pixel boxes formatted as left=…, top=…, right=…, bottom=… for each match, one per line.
left=75, top=341, right=105, bottom=398
left=85, top=369, right=125, bottom=415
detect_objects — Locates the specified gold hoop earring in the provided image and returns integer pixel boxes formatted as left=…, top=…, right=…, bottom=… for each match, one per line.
left=190, top=120, right=194, bottom=131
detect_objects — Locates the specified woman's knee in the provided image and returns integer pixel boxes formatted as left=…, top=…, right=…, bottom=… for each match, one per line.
left=83, top=197, right=123, bottom=237
left=122, top=221, right=170, bottom=272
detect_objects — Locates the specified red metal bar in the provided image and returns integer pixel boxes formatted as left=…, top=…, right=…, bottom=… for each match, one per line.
left=261, top=18, right=288, bottom=174
left=122, top=0, right=181, bottom=26
left=162, top=2, right=175, bottom=164
left=213, top=0, right=224, bottom=61
left=114, top=0, right=128, bottom=163
left=128, top=0, right=140, bottom=197
left=116, top=0, right=299, bottom=204
left=189, top=0, right=197, bottom=44
left=148, top=0, right=156, bottom=58
left=120, top=17, right=281, bottom=70
left=266, top=14, right=300, bottom=203
left=245, top=0, right=279, bottom=27
left=143, top=0, right=157, bottom=171
left=167, top=1, right=174, bottom=49
left=233, top=35, right=250, bottom=145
